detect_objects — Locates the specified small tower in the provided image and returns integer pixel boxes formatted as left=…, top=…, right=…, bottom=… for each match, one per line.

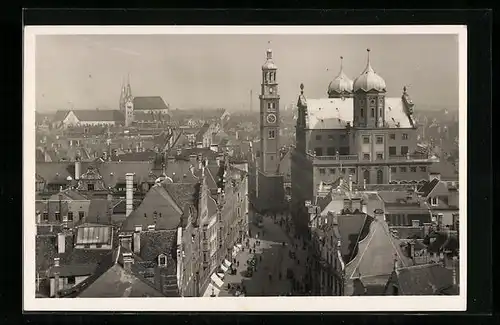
left=296, top=83, right=308, bottom=154
left=259, top=44, right=281, bottom=175
left=352, top=49, right=387, bottom=128
left=119, top=78, right=127, bottom=112
left=327, top=56, right=354, bottom=98
left=124, top=74, right=134, bottom=127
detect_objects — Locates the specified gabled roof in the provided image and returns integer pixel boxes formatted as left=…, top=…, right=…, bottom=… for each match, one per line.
left=120, top=183, right=184, bottom=232
left=72, top=109, right=124, bottom=122
left=394, top=263, right=456, bottom=295
left=114, top=151, right=157, bottom=162
left=53, top=110, right=70, bottom=122
left=133, top=96, right=169, bottom=111
left=59, top=246, right=166, bottom=297
left=345, top=214, right=410, bottom=294
left=418, top=178, right=440, bottom=197
left=195, top=123, right=211, bottom=143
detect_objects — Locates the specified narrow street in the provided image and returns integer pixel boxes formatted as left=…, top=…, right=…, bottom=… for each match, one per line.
left=221, top=212, right=308, bottom=296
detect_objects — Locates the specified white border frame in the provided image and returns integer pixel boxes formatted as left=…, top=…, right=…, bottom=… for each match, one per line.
left=23, top=25, right=467, bottom=312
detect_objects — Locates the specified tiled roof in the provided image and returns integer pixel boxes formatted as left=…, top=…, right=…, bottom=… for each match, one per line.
left=395, top=263, right=456, bottom=295
left=418, top=178, right=440, bottom=197
left=345, top=214, right=410, bottom=289
left=94, top=161, right=154, bottom=187
left=59, top=246, right=166, bottom=297
left=114, top=151, right=157, bottom=162
left=112, top=199, right=141, bottom=215
left=87, top=199, right=111, bottom=224
left=429, top=160, right=459, bottom=181
left=162, top=182, right=199, bottom=213
left=139, top=229, right=178, bottom=267
left=305, top=97, right=413, bottom=130
left=338, top=214, right=370, bottom=262
left=49, top=189, right=88, bottom=201
left=426, top=231, right=459, bottom=254
left=120, top=184, right=183, bottom=232
left=133, top=96, right=169, bottom=111
left=71, top=109, right=124, bottom=122
left=47, top=263, right=98, bottom=278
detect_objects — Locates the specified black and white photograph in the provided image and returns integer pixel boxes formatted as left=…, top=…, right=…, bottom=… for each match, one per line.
left=23, top=25, right=467, bottom=311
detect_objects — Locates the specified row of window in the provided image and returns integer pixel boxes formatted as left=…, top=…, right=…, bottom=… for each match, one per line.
left=267, top=102, right=277, bottom=112
left=314, top=133, right=409, bottom=143
left=313, top=147, right=349, bottom=156
left=359, top=107, right=383, bottom=118
left=40, top=211, right=85, bottom=222
left=265, top=71, right=276, bottom=83
left=318, top=167, right=356, bottom=175
left=390, top=166, right=427, bottom=173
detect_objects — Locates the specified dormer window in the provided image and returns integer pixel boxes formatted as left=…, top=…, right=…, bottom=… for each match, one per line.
left=431, top=197, right=438, bottom=206
left=158, top=254, right=167, bottom=267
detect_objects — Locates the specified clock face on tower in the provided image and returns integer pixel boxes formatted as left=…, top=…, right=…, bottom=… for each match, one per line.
left=267, top=113, right=277, bottom=124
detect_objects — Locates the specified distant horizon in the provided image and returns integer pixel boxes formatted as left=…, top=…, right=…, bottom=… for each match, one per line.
left=35, top=33, right=459, bottom=113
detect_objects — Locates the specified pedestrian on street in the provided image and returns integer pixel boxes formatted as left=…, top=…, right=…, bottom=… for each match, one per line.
left=237, top=261, right=240, bottom=267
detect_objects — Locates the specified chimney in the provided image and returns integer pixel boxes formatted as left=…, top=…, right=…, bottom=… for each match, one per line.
left=53, top=257, right=60, bottom=298
left=348, top=174, right=353, bottom=193
left=123, top=252, right=133, bottom=272
left=148, top=224, right=156, bottom=231
left=54, top=257, right=60, bottom=267
left=125, top=173, right=135, bottom=217
left=136, top=144, right=140, bottom=152
left=75, top=160, right=81, bottom=180
left=189, top=154, right=197, bottom=166
left=133, top=225, right=142, bottom=254
left=119, top=233, right=132, bottom=251
left=57, top=233, right=66, bottom=254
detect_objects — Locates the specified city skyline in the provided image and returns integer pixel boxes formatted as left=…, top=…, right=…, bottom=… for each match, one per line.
left=35, top=34, right=459, bottom=113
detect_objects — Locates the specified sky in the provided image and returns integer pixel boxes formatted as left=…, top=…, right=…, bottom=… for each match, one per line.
left=34, top=34, right=459, bottom=112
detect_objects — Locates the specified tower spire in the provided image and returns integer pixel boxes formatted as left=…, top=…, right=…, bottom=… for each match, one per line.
left=340, top=56, right=344, bottom=72
left=364, top=48, right=374, bottom=72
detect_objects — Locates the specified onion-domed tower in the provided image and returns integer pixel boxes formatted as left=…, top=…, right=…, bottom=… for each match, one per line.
left=353, top=49, right=387, bottom=128
left=327, top=56, right=353, bottom=98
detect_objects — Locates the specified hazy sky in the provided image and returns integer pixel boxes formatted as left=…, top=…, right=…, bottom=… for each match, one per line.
left=35, top=34, right=458, bottom=112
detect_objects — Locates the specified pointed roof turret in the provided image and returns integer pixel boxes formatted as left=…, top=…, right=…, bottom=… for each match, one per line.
left=328, top=56, right=354, bottom=97
left=353, top=49, right=387, bottom=93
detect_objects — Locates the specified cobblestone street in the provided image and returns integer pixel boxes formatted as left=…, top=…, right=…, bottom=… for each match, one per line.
left=220, top=212, right=308, bottom=296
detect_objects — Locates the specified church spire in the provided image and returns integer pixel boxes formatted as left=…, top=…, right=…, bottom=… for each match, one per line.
left=125, top=73, right=132, bottom=99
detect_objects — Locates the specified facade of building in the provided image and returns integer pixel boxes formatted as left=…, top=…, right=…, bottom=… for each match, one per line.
left=291, top=50, right=436, bottom=235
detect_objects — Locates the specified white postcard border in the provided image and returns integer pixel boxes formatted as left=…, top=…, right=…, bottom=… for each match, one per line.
left=23, top=25, right=467, bottom=312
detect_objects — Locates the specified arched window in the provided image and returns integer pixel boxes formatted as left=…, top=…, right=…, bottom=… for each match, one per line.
left=377, top=169, right=383, bottom=184
left=158, top=254, right=167, bottom=267
left=363, top=170, right=370, bottom=185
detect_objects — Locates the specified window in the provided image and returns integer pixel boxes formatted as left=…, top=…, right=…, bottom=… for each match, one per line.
left=402, top=133, right=409, bottom=140
left=314, top=147, right=323, bottom=156
left=401, top=146, right=409, bottom=155
left=67, top=276, right=76, bottom=285
left=339, top=146, right=349, bottom=155
left=377, top=170, right=383, bottom=184
left=431, top=197, right=438, bottom=206
left=158, top=254, right=167, bottom=266
left=203, top=230, right=207, bottom=240
left=371, top=108, right=375, bottom=117
left=267, top=102, right=276, bottom=112
left=55, top=212, right=61, bottom=221
left=78, top=211, right=84, bottom=220
left=87, top=183, right=95, bottom=191
left=43, top=212, right=49, bottom=222
left=400, top=167, right=407, bottom=173
left=389, top=133, right=396, bottom=140
left=329, top=168, right=336, bottom=174
left=268, top=130, right=276, bottom=139
left=327, top=147, right=336, bottom=156
left=67, top=212, right=73, bottom=221
left=410, top=167, right=417, bottom=172
left=376, top=136, right=384, bottom=144
left=363, top=136, right=370, bottom=144
left=391, top=167, right=397, bottom=173
left=389, top=146, right=397, bottom=156
left=327, top=134, right=334, bottom=141
left=270, top=155, right=274, bottom=161
left=363, top=153, right=370, bottom=160
left=203, top=252, right=208, bottom=263
left=376, top=153, right=384, bottom=160
left=360, top=108, right=364, bottom=117
left=420, top=166, right=427, bottom=172
left=319, top=168, right=326, bottom=175
left=341, top=168, right=346, bottom=174
left=349, top=168, right=356, bottom=175
left=315, top=135, right=322, bottom=141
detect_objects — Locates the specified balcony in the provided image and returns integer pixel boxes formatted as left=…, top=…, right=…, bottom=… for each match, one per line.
left=306, top=152, right=432, bottom=165
left=388, top=154, right=430, bottom=162
left=307, top=153, right=358, bottom=162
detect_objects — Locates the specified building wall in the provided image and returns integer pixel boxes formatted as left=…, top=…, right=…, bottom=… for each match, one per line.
left=290, top=150, right=314, bottom=234
left=306, top=129, right=350, bottom=156
left=50, top=275, right=89, bottom=297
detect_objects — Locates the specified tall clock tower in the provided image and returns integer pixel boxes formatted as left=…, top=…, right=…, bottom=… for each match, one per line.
left=259, top=47, right=280, bottom=175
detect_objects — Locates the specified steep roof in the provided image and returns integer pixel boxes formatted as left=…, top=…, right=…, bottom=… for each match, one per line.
left=133, top=96, right=169, bottom=111
left=87, top=199, right=111, bottom=224
left=305, top=97, right=413, bottom=130
left=418, top=178, right=440, bottom=197
left=53, top=110, right=70, bottom=122
left=394, top=263, right=456, bottom=295
left=121, top=183, right=184, bottom=232
left=72, top=109, right=124, bottom=122
left=195, top=123, right=211, bottom=143
left=59, top=246, right=166, bottom=297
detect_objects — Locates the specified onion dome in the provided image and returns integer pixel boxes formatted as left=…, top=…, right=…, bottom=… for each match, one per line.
left=262, top=48, right=278, bottom=70
left=353, top=49, right=387, bottom=92
left=328, top=56, right=353, bottom=96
